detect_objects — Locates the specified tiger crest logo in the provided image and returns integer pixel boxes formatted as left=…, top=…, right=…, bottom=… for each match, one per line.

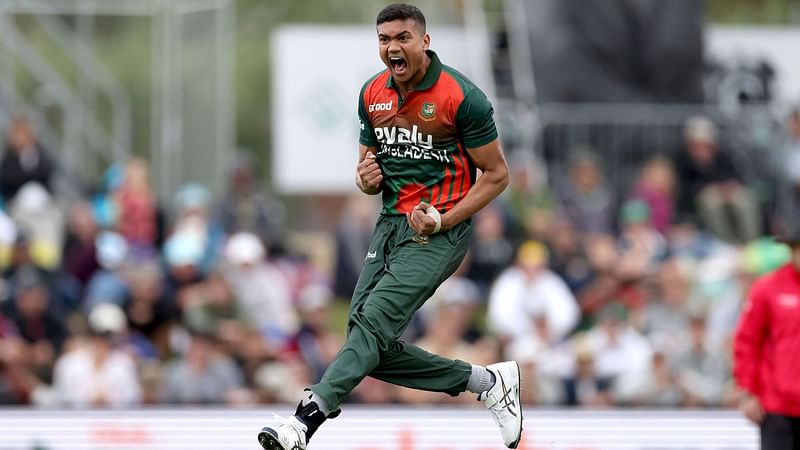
left=419, top=102, right=436, bottom=121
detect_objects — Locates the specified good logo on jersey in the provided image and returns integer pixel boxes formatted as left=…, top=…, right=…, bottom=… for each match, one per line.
left=419, top=102, right=436, bottom=121
left=373, top=125, right=450, bottom=163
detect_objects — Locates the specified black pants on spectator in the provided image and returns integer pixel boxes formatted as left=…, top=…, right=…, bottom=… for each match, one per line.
left=762, top=414, right=800, bottom=450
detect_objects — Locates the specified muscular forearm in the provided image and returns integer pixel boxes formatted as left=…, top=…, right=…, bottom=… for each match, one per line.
left=440, top=164, right=508, bottom=231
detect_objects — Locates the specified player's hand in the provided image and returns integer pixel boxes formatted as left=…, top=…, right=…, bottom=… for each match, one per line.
left=739, top=394, right=764, bottom=424
left=406, top=202, right=439, bottom=235
left=357, top=152, right=383, bottom=193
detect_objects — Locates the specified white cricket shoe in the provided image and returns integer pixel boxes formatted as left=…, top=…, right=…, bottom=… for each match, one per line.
left=258, top=416, right=307, bottom=450
left=479, top=361, right=523, bottom=448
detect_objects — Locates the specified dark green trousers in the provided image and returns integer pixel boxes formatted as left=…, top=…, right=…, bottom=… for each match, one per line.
left=310, top=214, right=474, bottom=410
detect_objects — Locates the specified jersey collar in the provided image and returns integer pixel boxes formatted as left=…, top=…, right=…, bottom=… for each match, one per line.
left=385, top=50, right=442, bottom=91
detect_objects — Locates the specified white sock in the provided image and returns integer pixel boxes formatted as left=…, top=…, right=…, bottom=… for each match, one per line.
left=302, top=390, right=330, bottom=416
left=466, top=365, right=496, bottom=394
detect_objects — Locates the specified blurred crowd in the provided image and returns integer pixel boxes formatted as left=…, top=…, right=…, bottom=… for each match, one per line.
left=1, top=107, right=799, bottom=409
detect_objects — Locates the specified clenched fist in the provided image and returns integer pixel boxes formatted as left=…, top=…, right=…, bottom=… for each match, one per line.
left=357, top=152, right=383, bottom=194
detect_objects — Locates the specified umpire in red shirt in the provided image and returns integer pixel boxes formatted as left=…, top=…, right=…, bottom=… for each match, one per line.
left=734, top=232, right=800, bottom=449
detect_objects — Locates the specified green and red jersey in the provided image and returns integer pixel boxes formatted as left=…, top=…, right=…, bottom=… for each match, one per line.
left=358, top=50, right=498, bottom=215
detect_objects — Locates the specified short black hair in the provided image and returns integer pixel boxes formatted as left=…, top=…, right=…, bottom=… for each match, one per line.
left=376, top=3, right=426, bottom=33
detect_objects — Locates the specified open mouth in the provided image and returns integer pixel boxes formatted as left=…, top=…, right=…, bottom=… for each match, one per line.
left=389, top=56, right=407, bottom=75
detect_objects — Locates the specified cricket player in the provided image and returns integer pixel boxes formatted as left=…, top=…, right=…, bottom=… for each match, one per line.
left=259, top=4, right=522, bottom=449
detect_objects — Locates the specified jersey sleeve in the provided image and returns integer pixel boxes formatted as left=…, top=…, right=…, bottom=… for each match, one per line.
left=455, top=87, right=498, bottom=149
left=733, top=275, right=771, bottom=396
left=358, top=84, right=378, bottom=147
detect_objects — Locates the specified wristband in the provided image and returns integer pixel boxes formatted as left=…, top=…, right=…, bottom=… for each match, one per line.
left=425, top=205, right=442, bottom=234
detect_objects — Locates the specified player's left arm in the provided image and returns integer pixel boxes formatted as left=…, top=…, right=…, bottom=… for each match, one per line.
left=408, top=139, right=508, bottom=233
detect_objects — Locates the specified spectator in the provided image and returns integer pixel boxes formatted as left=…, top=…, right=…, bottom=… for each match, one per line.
left=614, top=348, right=682, bottom=407
left=84, top=231, right=130, bottom=310
left=2, top=267, right=68, bottom=380
left=556, top=149, right=615, bottom=235
left=502, top=155, right=554, bottom=241
left=50, top=304, right=142, bottom=408
left=160, top=330, right=245, bottom=404
left=628, top=155, right=676, bottom=233
left=545, top=217, right=594, bottom=294
left=562, top=342, right=612, bottom=407
left=673, top=315, right=731, bottom=407
left=290, top=285, right=343, bottom=384
left=488, top=240, right=580, bottom=345
left=675, top=116, right=761, bottom=244
left=8, top=183, right=65, bottom=270
left=62, top=201, right=101, bottom=290
left=0, top=116, right=55, bottom=202
left=171, top=183, right=224, bottom=275
left=615, top=200, right=668, bottom=281
left=222, top=232, right=297, bottom=351
left=466, top=203, right=515, bottom=293
left=583, top=303, right=652, bottom=385
left=114, top=158, right=159, bottom=251
left=121, top=261, right=173, bottom=358
left=333, top=194, right=378, bottom=298
left=218, top=153, right=284, bottom=249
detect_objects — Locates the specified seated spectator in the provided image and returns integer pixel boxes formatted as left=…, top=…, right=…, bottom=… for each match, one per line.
left=488, top=240, right=580, bottom=345
left=62, top=201, right=101, bottom=290
left=170, top=183, right=224, bottom=275
left=8, top=183, right=65, bottom=270
left=615, top=200, right=668, bottom=280
left=545, top=217, right=594, bottom=294
left=222, top=232, right=297, bottom=351
left=675, top=116, right=761, bottom=244
left=85, top=232, right=130, bottom=310
left=555, top=149, right=615, bottom=235
left=121, top=261, right=173, bottom=358
left=502, top=155, right=554, bottom=241
left=672, top=314, right=731, bottom=407
left=507, top=312, right=572, bottom=406
left=113, top=158, right=160, bottom=251
left=218, top=153, right=285, bottom=249
left=289, top=284, right=343, bottom=384
left=0, top=116, right=55, bottom=203
left=160, top=330, right=245, bottom=404
left=583, top=303, right=652, bottom=384
left=562, top=342, right=612, bottom=407
left=2, top=268, right=68, bottom=380
left=466, top=203, right=515, bottom=294
left=50, top=304, right=142, bottom=408
left=637, top=259, right=692, bottom=353
left=333, top=194, right=378, bottom=298
left=628, top=155, right=676, bottom=233
left=613, top=348, right=683, bottom=407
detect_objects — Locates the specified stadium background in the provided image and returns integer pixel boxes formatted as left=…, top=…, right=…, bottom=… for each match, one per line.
left=0, top=0, right=798, bottom=448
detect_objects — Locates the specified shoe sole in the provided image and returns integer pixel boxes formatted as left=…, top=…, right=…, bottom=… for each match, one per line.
left=509, top=361, right=523, bottom=449
left=258, top=428, right=286, bottom=450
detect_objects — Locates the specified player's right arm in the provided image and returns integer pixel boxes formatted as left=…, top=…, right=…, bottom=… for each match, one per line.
left=356, top=144, right=382, bottom=195
left=356, top=80, right=382, bottom=195
left=733, top=276, right=770, bottom=424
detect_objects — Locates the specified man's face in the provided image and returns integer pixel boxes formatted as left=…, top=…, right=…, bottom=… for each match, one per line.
left=377, top=19, right=429, bottom=84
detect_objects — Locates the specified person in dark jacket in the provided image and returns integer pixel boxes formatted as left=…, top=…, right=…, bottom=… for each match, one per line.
left=734, top=229, right=800, bottom=449
left=675, top=116, right=761, bottom=244
left=0, top=116, right=55, bottom=203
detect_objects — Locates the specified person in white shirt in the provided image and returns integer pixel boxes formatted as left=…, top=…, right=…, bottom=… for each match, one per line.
left=488, top=240, right=580, bottom=345
left=51, top=304, right=142, bottom=408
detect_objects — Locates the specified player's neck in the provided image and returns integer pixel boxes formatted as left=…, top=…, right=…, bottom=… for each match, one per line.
left=395, top=53, right=431, bottom=99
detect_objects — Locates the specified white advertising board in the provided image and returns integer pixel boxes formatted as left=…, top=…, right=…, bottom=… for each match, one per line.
left=271, top=25, right=494, bottom=194
left=707, top=26, right=800, bottom=105
left=0, top=407, right=758, bottom=449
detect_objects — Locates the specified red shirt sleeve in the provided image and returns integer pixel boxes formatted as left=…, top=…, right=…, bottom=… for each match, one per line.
left=733, top=275, right=771, bottom=396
